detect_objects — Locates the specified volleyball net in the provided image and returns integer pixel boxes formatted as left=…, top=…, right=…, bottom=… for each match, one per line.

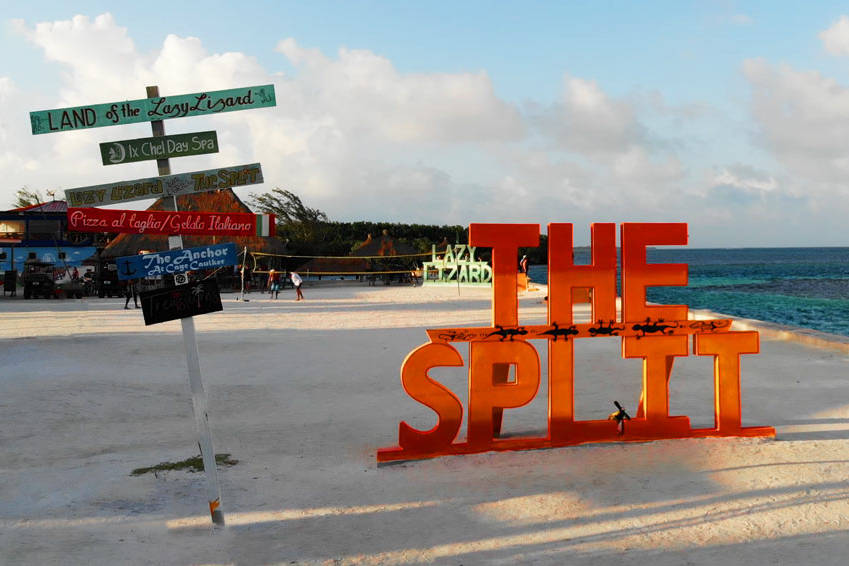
left=241, top=250, right=445, bottom=277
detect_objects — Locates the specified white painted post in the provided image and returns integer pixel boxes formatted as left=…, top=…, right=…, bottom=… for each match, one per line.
left=239, top=246, right=248, bottom=301
left=148, top=85, right=225, bottom=527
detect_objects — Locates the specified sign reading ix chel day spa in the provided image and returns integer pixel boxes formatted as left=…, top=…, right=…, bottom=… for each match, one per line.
left=116, top=243, right=238, bottom=280
left=378, top=222, right=775, bottom=463
left=100, top=131, right=218, bottom=165
left=30, top=84, right=276, bottom=134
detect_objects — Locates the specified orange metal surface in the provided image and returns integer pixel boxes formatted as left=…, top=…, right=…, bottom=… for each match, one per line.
left=468, top=341, right=541, bottom=448
left=549, top=222, right=616, bottom=325
left=377, top=222, right=774, bottom=464
left=468, top=223, right=539, bottom=326
left=396, top=342, right=464, bottom=455
left=621, top=223, right=688, bottom=323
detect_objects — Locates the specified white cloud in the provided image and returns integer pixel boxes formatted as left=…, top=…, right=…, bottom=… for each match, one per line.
left=535, top=76, right=645, bottom=155
left=743, top=58, right=849, bottom=189
left=820, top=15, right=849, bottom=56
left=8, top=12, right=841, bottom=245
left=273, top=38, right=524, bottom=144
left=712, top=165, right=777, bottom=194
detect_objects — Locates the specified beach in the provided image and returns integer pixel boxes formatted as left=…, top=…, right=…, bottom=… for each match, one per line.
left=2, top=283, right=849, bottom=565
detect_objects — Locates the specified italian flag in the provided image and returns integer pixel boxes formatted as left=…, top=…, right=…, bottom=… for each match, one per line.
left=255, top=213, right=276, bottom=237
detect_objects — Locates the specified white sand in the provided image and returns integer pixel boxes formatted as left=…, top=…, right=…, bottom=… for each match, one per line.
left=2, top=283, right=849, bottom=565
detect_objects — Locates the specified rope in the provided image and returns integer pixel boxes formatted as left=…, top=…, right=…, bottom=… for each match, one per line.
left=250, top=251, right=443, bottom=260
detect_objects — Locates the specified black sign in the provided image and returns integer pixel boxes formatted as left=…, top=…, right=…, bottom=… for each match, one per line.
left=140, top=279, right=222, bottom=325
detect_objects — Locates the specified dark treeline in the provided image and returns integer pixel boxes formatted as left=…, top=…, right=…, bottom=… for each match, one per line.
left=287, top=222, right=552, bottom=266
left=286, top=221, right=470, bottom=257
left=249, top=187, right=552, bottom=263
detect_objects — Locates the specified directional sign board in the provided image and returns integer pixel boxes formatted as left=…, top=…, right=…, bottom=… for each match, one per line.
left=100, top=131, right=219, bottom=165
left=140, top=279, right=223, bottom=326
left=116, top=243, right=238, bottom=280
left=64, top=163, right=263, bottom=207
left=67, top=208, right=276, bottom=236
left=30, top=84, right=276, bottom=135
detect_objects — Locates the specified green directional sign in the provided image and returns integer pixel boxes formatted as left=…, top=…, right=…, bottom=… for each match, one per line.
left=99, top=131, right=219, bottom=165
left=64, top=163, right=264, bottom=207
left=30, top=84, right=276, bottom=135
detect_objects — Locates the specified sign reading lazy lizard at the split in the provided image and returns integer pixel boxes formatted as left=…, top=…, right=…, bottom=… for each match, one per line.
left=64, top=163, right=263, bottom=207
left=100, top=131, right=219, bottom=165
left=117, top=243, right=238, bottom=280
left=67, top=207, right=275, bottom=237
left=30, top=84, right=276, bottom=135
left=377, top=222, right=775, bottom=463
left=140, top=279, right=223, bottom=326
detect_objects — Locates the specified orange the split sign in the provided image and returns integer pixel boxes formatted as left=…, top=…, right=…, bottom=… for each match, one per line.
left=377, top=222, right=775, bottom=463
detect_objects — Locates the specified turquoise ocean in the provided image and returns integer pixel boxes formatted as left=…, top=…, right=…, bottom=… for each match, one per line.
left=527, top=247, right=849, bottom=337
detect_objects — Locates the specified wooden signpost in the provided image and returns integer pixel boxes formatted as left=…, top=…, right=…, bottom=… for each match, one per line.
left=64, top=163, right=263, bottom=207
left=33, top=81, right=277, bottom=527
left=100, top=131, right=219, bottom=165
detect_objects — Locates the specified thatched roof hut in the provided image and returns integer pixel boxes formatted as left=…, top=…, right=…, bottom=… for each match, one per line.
left=296, top=256, right=370, bottom=276
left=101, top=189, right=286, bottom=259
left=351, top=229, right=417, bottom=257
left=297, top=230, right=418, bottom=277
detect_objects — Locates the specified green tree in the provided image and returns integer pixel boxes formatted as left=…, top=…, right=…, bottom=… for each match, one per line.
left=12, top=187, right=47, bottom=208
left=248, top=188, right=328, bottom=245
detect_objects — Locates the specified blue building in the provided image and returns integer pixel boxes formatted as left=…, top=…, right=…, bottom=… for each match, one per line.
left=0, top=200, right=99, bottom=291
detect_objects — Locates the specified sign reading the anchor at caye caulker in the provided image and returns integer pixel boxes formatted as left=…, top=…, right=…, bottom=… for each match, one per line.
left=116, top=243, right=238, bottom=280
left=377, top=222, right=775, bottom=463
left=30, top=84, right=276, bottom=134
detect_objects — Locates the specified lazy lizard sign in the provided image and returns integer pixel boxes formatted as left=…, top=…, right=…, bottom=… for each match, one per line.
left=422, top=244, right=492, bottom=285
left=377, top=222, right=774, bottom=463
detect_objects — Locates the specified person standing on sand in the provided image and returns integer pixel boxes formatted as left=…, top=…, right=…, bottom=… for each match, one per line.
left=267, top=269, right=280, bottom=299
left=519, top=254, right=529, bottom=274
left=290, top=270, right=304, bottom=301
left=124, top=280, right=139, bottom=309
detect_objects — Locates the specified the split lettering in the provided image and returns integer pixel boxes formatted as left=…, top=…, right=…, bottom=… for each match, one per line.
left=377, top=222, right=775, bottom=462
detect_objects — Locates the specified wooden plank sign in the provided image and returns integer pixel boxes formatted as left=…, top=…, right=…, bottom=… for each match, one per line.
left=67, top=208, right=276, bottom=236
left=116, top=243, right=238, bottom=280
left=100, top=131, right=219, bottom=165
left=140, top=279, right=223, bottom=325
left=64, top=163, right=263, bottom=207
left=30, top=84, right=276, bottom=135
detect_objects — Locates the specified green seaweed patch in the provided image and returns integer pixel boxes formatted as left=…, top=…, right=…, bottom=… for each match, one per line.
left=131, top=453, right=239, bottom=476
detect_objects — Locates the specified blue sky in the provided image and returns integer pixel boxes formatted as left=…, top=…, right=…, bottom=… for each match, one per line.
left=4, top=2, right=849, bottom=246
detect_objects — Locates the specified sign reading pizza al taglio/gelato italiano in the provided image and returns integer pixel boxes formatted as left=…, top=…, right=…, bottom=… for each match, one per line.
left=100, top=131, right=219, bottom=165
left=64, top=163, right=263, bottom=207
left=67, top=207, right=275, bottom=237
left=116, top=243, right=238, bottom=280
left=30, top=84, right=276, bottom=135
